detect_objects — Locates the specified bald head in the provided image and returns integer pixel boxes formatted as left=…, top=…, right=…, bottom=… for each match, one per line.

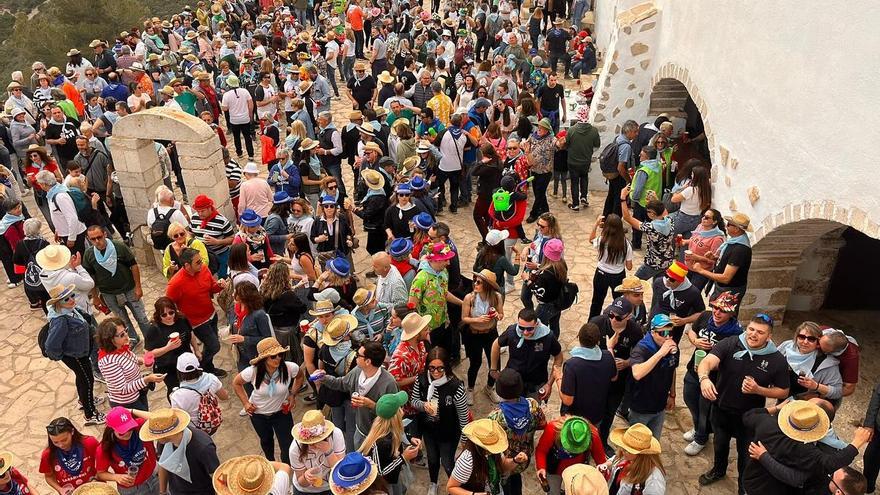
left=371, top=252, right=391, bottom=276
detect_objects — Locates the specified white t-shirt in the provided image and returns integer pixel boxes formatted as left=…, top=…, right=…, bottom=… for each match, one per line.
left=147, top=205, right=188, bottom=229
left=222, top=88, right=253, bottom=125
left=596, top=237, right=634, bottom=274
left=677, top=185, right=703, bottom=216
left=256, top=84, right=278, bottom=119
left=325, top=40, right=339, bottom=68
left=269, top=470, right=290, bottom=495
left=239, top=362, right=299, bottom=414
left=438, top=130, right=468, bottom=172
left=343, top=39, right=354, bottom=59
left=169, top=374, right=224, bottom=420
left=283, top=79, right=297, bottom=112
left=289, top=429, right=346, bottom=493
left=127, top=92, right=152, bottom=112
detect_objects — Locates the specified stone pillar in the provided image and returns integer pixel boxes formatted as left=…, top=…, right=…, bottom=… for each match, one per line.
left=107, top=136, right=166, bottom=268
left=739, top=251, right=801, bottom=324
left=175, top=136, right=233, bottom=221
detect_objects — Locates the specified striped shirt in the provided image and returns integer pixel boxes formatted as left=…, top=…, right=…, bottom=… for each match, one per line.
left=97, top=349, right=146, bottom=405
left=226, top=160, right=243, bottom=198
left=189, top=213, right=235, bottom=255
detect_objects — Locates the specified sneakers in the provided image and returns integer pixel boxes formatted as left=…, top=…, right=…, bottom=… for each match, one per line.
left=78, top=396, right=106, bottom=410
left=84, top=412, right=106, bottom=426
left=684, top=441, right=706, bottom=456
left=486, top=386, right=503, bottom=403
left=428, top=483, right=438, bottom=495
left=6, top=281, right=20, bottom=289
left=213, top=369, right=229, bottom=379
left=467, top=388, right=474, bottom=406
left=239, top=408, right=248, bottom=417
left=580, top=197, right=589, bottom=207
left=683, top=429, right=695, bottom=442
left=567, top=203, right=580, bottom=211
left=698, top=470, right=725, bottom=486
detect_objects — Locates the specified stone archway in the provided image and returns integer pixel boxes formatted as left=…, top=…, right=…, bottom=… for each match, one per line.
left=739, top=200, right=880, bottom=323
left=107, top=108, right=231, bottom=267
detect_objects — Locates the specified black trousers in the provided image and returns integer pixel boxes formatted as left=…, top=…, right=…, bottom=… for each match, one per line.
left=603, top=175, right=627, bottom=217
left=589, top=268, right=624, bottom=319
left=463, top=328, right=498, bottom=388
left=424, top=430, right=460, bottom=483
left=600, top=380, right=627, bottom=454
left=631, top=202, right=648, bottom=249
left=502, top=473, right=523, bottom=495
left=435, top=169, right=460, bottom=211
left=0, top=237, right=21, bottom=284
left=250, top=411, right=294, bottom=463
left=365, top=229, right=386, bottom=254
left=711, top=406, right=750, bottom=494
left=192, top=314, right=221, bottom=374
left=570, top=168, right=589, bottom=203
left=229, top=122, right=255, bottom=158
left=354, top=30, right=365, bottom=59
left=61, top=355, right=98, bottom=417
left=865, top=433, right=880, bottom=492
left=529, top=172, right=552, bottom=218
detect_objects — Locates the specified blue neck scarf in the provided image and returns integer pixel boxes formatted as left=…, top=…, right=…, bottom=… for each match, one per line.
left=694, top=226, right=724, bottom=238
left=47, top=182, right=69, bottom=203
left=569, top=345, right=601, bottom=361
left=264, top=368, right=282, bottom=396
left=158, top=427, right=193, bottom=483
left=780, top=341, right=817, bottom=377
left=308, top=155, right=322, bottom=177
left=93, top=240, right=118, bottom=276
left=515, top=322, right=550, bottom=348
left=0, top=213, right=24, bottom=235
left=650, top=216, right=673, bottom=236
left=732, top=333, right=778, bottom=360
left=718, top=233, right=750, bottom=259
left=706, top=316, right=742, bottom=339
left=56, top=443, right=84, bottom=476
left=114, top=433, right=147, bottom=468
left=636, top=332, right=676, bottom=367
left=363, top=188, right=386, bottom=201
left=328, top=340, right=353, bottom=364
left=499, top=397, right=532, bottom=436
left=663, top=277, right=693, bottom=311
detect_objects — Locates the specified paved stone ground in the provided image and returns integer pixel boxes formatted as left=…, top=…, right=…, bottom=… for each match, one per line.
left=2, top=77, right=877, bottom=495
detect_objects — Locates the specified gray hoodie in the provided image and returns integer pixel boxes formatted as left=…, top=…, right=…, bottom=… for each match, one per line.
left=9, top=119, right=38, bottom=158
left=40, top=265, right=95, bottom=313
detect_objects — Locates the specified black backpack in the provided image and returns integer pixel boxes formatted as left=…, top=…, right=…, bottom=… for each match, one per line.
left=598, top=140, right=622, bottom=179
left=150, top=207, right=176, bottom=250
left=37, top=308, right=90, bottom=359
left=557, top=280, right=579, bottom=311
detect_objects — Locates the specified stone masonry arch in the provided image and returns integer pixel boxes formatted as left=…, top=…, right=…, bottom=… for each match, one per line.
left=107, top=107, right=231, bottom=266
left=739, top=200, right=880, bottom=324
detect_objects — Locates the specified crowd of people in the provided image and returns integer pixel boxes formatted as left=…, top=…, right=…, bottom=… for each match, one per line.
left=0, top=0, right=875, bottom=495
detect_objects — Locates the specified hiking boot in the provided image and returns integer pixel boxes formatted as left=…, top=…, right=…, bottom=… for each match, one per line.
left=698, top=470, right=725, bottom=486
left=685, top=441, right=706, bottom=456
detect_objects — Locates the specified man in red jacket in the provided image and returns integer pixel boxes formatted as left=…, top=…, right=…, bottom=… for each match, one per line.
left=166, top=248, right=227, bottom=377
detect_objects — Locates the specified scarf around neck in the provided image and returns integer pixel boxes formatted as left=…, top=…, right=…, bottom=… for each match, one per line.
left=426, top=373, right=450, bottom=403
left=780, top=341, right=817, bottom=377
left=328, top=340, right=353, bottom=364
left=718, top=233, right=751, bottom=259
left=199, top=208, right=219, bottom=229
left=56, top=443, right=85, bottom=476
left=732, top=332, right=778, bottom=360
left=694, top=225, right=724, bottom=238
left=636, top=332, right=676, bottom=367
left=114, top=431, right=147, bottom=468
left=569, top=345, right=602, bottom=361
left=515, top=321, right=550, bottom=348
left=499, top=397, right=532, bottom=436
left=0, top=213, right=24, bottom=235
left=47, top=182, right=69, bottom=203
left=662, top=277, right=693, bottom=310
left=650, top=216, right=673, bottom=236
left=93, top=239, right=119, bottom=276
left=158, top=427, right=193, bottom=483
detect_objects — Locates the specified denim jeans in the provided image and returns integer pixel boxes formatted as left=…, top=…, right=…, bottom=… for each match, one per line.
left=103, top=289, right=150, bottom=343
left=192, top=314, right=221, bottom=375
left=250, top=411, right=294, bottom=463
left=503, top=238, right=519, bottom=288
left=570, top=0, right=589, bottom=27
left=342, top=57, right=355, bottom=83
left=294, top=8, right=308, bottom=26
left=459, top=161, right=475, bottom=203
left=536, top=302, right=561, bottom=338
left=569, top=169, right=589, bottom=204
left=683, top=369, right=711, bottom=445
left=331, top=400, right=357, bottom=452
left=326, top=66, right=340, bottom=96
left=628, top=410, right=665, bottom=439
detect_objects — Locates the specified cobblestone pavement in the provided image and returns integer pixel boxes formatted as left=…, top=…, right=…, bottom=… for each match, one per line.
left=2, top=79, right=876, bottom=495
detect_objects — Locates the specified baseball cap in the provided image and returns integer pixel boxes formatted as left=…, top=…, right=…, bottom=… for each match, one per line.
left=176, top=352, right=202, bottom=373
left=607, top=296, right=633, bottom=317
left=106, top=406, right=140, bottom=435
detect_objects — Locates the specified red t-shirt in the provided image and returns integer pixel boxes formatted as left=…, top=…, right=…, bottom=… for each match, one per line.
left=837, top=342, right=860, bottom=384
left=39, top=435, right=100, bottom=492
left=2, top=468, right=32, bottom=494
left=24, top=161, right=60, bottom=189
left=96, top=418, right=158, bottom=488
left=534, top=418, right=607, bottom=474
left=347, top=6, right=364, bottom=31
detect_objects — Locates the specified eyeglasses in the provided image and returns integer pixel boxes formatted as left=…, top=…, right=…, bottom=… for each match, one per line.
left=506, top=147, right=518, bottom=150
left=428, top=366, right=445, bottom=372
left=828, top=474, right=845, bottom=495
left=172, top=232, right=187, bottom=239
left=46, top=419, right=73, bottom=435
left=796, top=334, right=819, bottom=343
left=356, top=353, right=367, bottom=359
left=754, top=313, right=775, bottom=326
left=323, top=204, right=337, bottom=209
left=653, top=329, right=672, bottom=337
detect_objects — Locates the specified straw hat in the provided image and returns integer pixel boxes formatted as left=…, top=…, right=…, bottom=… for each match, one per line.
left=724, top=212, right=753, bottom=232
left=462, top=418, right=509, bottom=454
left=0, top=452, right=13, bottom=476
left=609, top=423, right=661, bottom=455
left=185, top=31, right=198, bottom=40
left=293, top=410, right=335, bottom=444
left=778, top=400, right=830, bottom=443
left=196, top=71, right=211, bottom=81
left=88, top=39, right=107, bottom=48
left=66, top=48, right=81, bottom=57
left=213, top=455, right=275, bottom=495
left=357, top=122, right=377, bottom=137
left=139, top=408, right=191, bottom=442
left=46, top=284, right=76, bottom=306
left=400, top=312, right=432, bottom=341
left=298, top=79, right=314, bottom=94
left=160, top=86, right=175, bottom=97
left=353, top=61, right=367, bottom=72
left=71, top=482, right=120, bottom=495
left=309, top=299, right=336, bottom=316
left=321, top=314, right=359, bottom=346
left=36, top=244, right=72, bottom=271
left=249, top=337, right=290, bottom=365
left=614, top=276, right=646, bottom=293
left=299, top=31, right=312, bottom=43
left=349, top=110, right=363, bottom=121
left=352, top=285, right=377, bottom=307
left=363, top=142, right=382, bottom=155
left=473, top=269, right=500, bottom=291
left=561, top=465, right=609, bottom=495
left=360, top=169, right=385, bottom=191
left=299, top=138, right=319, bottom=151
left=377, top=71, right=394, bottom=84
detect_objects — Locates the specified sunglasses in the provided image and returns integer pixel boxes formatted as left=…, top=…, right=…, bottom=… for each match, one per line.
left=653, top=329, right=672, bottom=337
left=323, top=204, right=337, bottom=209
left=755, top=313, right=775, bottom=326
left=473, top=278, right=483, bottom=285
left=88, top=235, right=105, bottom=242
left=427, top=365, right=445, bottom=372
left=537, top=223, right=549, bottom=228
left=162, top=310, right=176, bottom=317
left=327, top=185, right=338, bottom=190
left=519, top=325, right=536, bottom=332
left=46, top=419, right=73, bottom=435
left=796, top=334, right=819, bottom=343
left=397, top=193, right=411, bottom=197
left=611, top=314, right=628, bottom=321
left=506, top=147, right=518, bottom=150
left=268, top=353, right=283, bottom=359
left=172, top=232, right=187, bottom=239
left=702, top=214, right=714, bottom=220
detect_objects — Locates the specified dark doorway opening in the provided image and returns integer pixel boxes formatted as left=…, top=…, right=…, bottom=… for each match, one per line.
left=824, top=227, right=880, bottom=310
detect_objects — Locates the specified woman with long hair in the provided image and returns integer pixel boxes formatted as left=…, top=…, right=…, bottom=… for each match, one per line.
left=23, top=145, right=62, bottom=230
left=455, top=74, right=479, bottom=110
left=162, top=222, right=210, bottom=279
left=382, top=303, right=416, bottom=359
left=587, top=214, right=633, bottom=319
left=232, top=337, right=302, bottom=464
left=40, top=417, right=100, bottom=493
left=603, top=423, right=666, bottom=495
left=670, top=162, right=712, bottom=242
left=411, top=347, right=469, bottom=494
left=144, top=297, right=193, bottom=399
left=282, top=232, right=317, bottom=301
left=777, top=321, right=843, bottom=400
left=520, top=212, right=562, bottom=308
left=472, top=144, right=505, bottom=239
left=447, top=418, right=521, bottom=495
left=95, top=407, right=160, bottom=494
left=460, top=270, right=506, bottom=406
left=474, top=230, right=521, bottom=295
left=314, top=257, right=358, bottom=310
left=264, top=191, right=293, bottom=256
left=287, top=198, right=316, bottom=255
left=526, top=238, right=568, bottom=338
left=684, top=208, right=726, bottom=290
left=481, top=122, right=507, bottom=160
left=289, top=410, right=346, bottom=493
left=311, top=195, right=354, bottom=267
left=227, top=281, right=273, bottom=374
left=261, top=262, right=307, bottom=364
left=358, top=392, right=422, bottom=495
left=285, top=120, right=308, bottom=165
left=96, top=317, right=165, bottom=411
left=234, top=208, right=274, bottom=271
left=227, top=242, right=261, bottom=289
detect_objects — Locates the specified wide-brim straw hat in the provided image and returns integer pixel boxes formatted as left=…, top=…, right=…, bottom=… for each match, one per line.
left=357, top=122, right=376, bottom=137
left=614, top=276, right=646, bottom=293
left=72, top=482, right=120, bottom=495
left=46, top=284, right=76, bottom=306
left=89, top=39, right=107, bottom=48
left=724, top=212, right=753, bottom=232
left=213, top=455, right=275, bottom=495
left=562, top=465, right=608, bottom=495
left=778, top=400, right=830, bottom=443
left=293, top=410, right=335, bottom=444
left=377, top=71, right=394, bottom=84
left=462, top=418, right=509, bottom=454
left=249, top=337, right=290, bottom=365
left=299, top=138, right=319, bottom=151
left=139, top=408, right=191, bottom=442
left=36, top=244, right=71, bottom=271
left=473, top=269, right=500, bottom=291
left=0, top=452, right=14, bottom=476
left=400, top=312, right=432, bottom=341
left=298, top=80, right=314, bottom=94
left=609, top=423, right=661, bottom=455
left=309, top=299, right=336, bottom=316
left=360, top=169, right=385, bottom=191
left=321, top=314, right=358, bottom=346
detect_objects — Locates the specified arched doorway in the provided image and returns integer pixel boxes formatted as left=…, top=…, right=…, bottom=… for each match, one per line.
left=646, top=75, right=711, bottom=165
left=107, top=108, right=231, bottom=267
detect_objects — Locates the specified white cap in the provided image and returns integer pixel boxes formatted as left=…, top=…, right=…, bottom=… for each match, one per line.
left=485, top=229, right=510, bottom=246
left=242, top=161, right=260, bottom=174
left=314, top=288, right=341, bottom=304
left=176, top=352, right=202, bottom=373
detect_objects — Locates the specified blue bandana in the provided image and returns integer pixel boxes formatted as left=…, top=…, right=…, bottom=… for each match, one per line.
left=515, top=322, right=550, bottom=348
left=732, top=332, right=778, bottom=360
left=499, top=397, right=532, bottom=436
left=569, top=345, right=601, bottom=361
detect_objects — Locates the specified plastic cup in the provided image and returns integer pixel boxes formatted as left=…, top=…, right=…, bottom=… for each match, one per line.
left=143, top=351, right=155, bottom=367
left=693, top=350, right=706, bottom=367
left=168, top=332, right=180, bottom=341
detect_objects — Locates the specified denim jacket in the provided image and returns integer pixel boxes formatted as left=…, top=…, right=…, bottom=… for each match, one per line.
left=46, top=309, right=92, bottom=360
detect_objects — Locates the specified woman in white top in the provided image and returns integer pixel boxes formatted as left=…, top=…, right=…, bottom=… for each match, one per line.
left=289, top=410, right=347, bottom=493
left=233, top=337, right=302, bottom=464
left=282, top=232, right=318, bottom=304
left=287, top=197, right=317, bottom=257
left=126, top=82, right=152, bottom=113
left=669, top=161, right=712, bottom=242
left=587, top=213, right=633, bottom=319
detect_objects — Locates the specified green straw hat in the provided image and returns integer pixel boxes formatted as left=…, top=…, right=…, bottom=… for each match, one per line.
left=560, top=417, right=592, bottom=454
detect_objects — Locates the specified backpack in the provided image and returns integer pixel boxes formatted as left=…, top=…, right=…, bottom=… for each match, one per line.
left=150, top=207, right=175, bottom=250
left=598, top=140, right=622, bottom=179
left=38, top=307, right=90, bottom=359
left=22, top=240, right=48, bottom=290
left=180, top=386, right=223, bottom=435
left=51, top=191, right=90, bottom=224
left=556, top=280, right=579, bottom=311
